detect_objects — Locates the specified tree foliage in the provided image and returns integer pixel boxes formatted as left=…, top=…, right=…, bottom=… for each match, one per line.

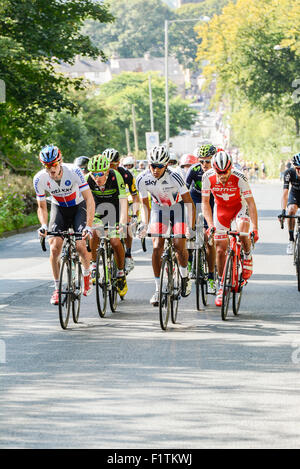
left=0, top=0, right=113, bottom=166
left=196, top=0, right=300, bottom=133
left=83, top=0, right=174, bottom=58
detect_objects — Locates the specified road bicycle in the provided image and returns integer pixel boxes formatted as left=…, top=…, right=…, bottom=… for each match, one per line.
left=94, top=224, right=128, bottom=318
left=279, top=214, right=300, bottom=291
left=41, top=230, right=89, bottom=330
left=148, top=232, right=184, bottom=331
left=189, top=214, right=215, bottom=311
left=220, top=230, right=255, bottom=321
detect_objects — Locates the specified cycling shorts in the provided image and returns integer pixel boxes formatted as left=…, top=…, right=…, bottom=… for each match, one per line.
left=288, top=190, right=300, bottom=207
left=149, top=201, right=187, bottom=236
left=214, top=200, right=250, bottom=240
left=49, top=201, right=87, bottom=240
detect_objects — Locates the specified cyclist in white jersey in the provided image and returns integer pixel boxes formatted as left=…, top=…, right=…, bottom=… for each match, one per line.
left=33, top=145, right=95, bottom=305
left=136, top=145, right=196, bottom=306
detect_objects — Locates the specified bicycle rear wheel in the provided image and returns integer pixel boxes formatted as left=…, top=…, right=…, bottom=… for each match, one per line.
left=195, top=246, right=208, bottom=309
left=58, top=258, right=72, bottom=329
left=171, top=257, right=180, bottom=324
left=159, top=257, right=172, bottom=331
left=232, top=258, right=243, bottom=315
left=109, top=254, right=118, bottom=312
left=295, top=234, right=300, bottom=292
left=221, top=253, right=233, bottom=321
left=141, top=237, right=147, bottom=252
left=72, top=259, right=82, bottom=323
left=96, top=247, right=108, bottom=317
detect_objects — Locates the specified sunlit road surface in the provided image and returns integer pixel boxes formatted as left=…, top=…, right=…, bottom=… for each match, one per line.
left=1, top=181, right=300, bottom=449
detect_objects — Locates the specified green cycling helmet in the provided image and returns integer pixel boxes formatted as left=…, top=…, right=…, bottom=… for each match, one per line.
left=88, top=154, right=110, bottom=173
left=197, top=144, right=217, bottom=159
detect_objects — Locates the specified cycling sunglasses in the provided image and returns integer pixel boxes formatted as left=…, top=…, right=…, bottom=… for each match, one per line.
left=43, top=159, right=61, bottom=169
left=151, top=163, right=165, bottom=169
left=199, top=159, right=212, bottom=164
left=92, top=171, right=107, bottom=177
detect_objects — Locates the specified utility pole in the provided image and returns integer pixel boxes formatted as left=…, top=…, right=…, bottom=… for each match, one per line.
left=125, top=128, right=131, bottom=154
left=149, top=75, right=154, bottom=132
left=132, top=104, right=139, bottom=154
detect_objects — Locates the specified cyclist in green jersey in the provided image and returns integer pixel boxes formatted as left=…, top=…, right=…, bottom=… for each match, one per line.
left=86, top=154, right=128, bottom=298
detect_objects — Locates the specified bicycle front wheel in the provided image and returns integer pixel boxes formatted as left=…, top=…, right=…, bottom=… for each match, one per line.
left=58, top=258, right=72, bottom=329
left=295, top=235, right=300, bottom=292
left=171, top=257, right=180, bottom=324
left=195, top=247, right=208, bottom=310
left=72, top=259, right=82, bottom=323
left=232, top=258, right=243, bottom=315
left=109, top=255, right=118, bottom=312
left=159, top=257, right=172, bottom=331
left=96, top=248, right=108, bottom=318
left=221, top=253, right=233, bottom=321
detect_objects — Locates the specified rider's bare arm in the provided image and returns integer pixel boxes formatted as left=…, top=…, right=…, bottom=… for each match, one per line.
left=281, top=188, right=289, bottom=211
left=202, top=194, right=214, bottom=228
left=140, top=196, right=151, bottom=226
left=181, top=191, right=196, bottom=228
left=37, top=199, right=48, bottom=230
left=245, top=196, right=258, bottom=231
left=119, top=197, right=128, bottom=226
left=81, top=188, right=95, bottom=228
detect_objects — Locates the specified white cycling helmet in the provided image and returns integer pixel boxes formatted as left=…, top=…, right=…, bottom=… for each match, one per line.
left=123, top=156, right=135, bottom=166
left=103, top=148, right=120, bottom=163
left=148, top=145, right=170, bottom=165
left=212, top=150, right=232, bottom=173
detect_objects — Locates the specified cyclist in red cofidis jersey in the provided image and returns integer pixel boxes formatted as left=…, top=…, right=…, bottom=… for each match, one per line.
left=201, top=151, right=259, bottom=307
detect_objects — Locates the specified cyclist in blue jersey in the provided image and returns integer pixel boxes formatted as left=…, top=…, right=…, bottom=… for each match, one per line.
left=186, top=144, right=217, bottom=293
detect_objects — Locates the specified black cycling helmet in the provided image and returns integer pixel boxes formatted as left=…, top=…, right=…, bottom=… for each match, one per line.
left=292, top=152, right=300, bottom=167
left=74, top=156, right=89, bottom=169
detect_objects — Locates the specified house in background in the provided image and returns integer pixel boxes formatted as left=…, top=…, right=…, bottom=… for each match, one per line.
left=58, top=53, right=186, bottom=96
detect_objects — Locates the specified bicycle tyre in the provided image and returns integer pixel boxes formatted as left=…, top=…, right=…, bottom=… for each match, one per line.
left=171, top=257, right=180, bottom=324
left=159, top=257, right=172, bottom=331
left=141, top=237, right=147, bottom=252
left=200, top=247, right=209, bottom=306
left=221, top=253, right=233, bottom=321
left=195, top=248, right=201, bottom=311
left=109, top=255, right=118, bottom=312
left=295, top=235, right=300, bottom=292
left=232, top=258, right=243, bottom=315
left=96, top=247, right=108, bottom=318
left=58, top=257, right=72, bottom=330
left=72, top=259, right=82, bottom=323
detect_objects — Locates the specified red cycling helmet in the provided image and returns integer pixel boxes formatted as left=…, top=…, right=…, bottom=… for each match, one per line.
left=180, top=154, right=198, bottom=167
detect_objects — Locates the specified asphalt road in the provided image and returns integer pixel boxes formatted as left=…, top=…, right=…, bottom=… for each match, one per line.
left=1, top=181, right=300, bottom=449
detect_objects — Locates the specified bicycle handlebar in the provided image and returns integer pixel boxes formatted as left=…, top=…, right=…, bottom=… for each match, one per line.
left=277, top=214, right=300, bottom=230
left=40, top=231, right=91, bottom=252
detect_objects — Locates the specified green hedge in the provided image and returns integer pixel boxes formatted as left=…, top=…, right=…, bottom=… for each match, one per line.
left=0, top=169, right=38, bottom=234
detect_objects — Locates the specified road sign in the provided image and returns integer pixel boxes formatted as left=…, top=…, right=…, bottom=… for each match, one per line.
left=146, top=132, right=159, bottom=153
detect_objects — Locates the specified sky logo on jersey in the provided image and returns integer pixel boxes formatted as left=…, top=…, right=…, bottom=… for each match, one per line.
left=65, top=180, right=71, bottom=186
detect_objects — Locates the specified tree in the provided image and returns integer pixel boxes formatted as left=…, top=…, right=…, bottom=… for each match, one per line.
left=98, top=72, right=197, bottom=152
left=83, top=0, right=174, bottom=58
left=196, top=0, right=300, bottom=134
left=0, top=0, right=113, bottom=167
left=169, top=1, right=230, bottom=70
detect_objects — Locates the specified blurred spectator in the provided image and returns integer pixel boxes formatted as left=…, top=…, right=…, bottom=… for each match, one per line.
left=279, top=159, right=286, bottom=180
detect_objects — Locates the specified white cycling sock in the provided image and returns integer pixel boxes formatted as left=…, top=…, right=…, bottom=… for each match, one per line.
left=54, top=280, right=59, bottom=290
left=179, top=266, right=188, bottom=278
left=83, top=268, right=90, bottom=277
left=154, top=277, right=160, bottom=291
